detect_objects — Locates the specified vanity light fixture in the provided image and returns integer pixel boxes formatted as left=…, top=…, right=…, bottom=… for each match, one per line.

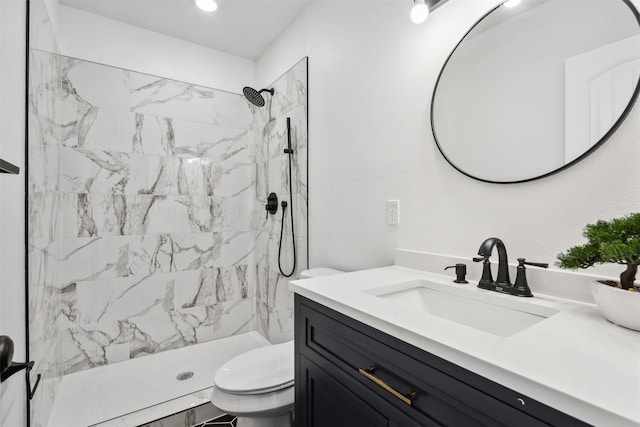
left=195, top=0, right=218, bottom=12
left=411, top=0, right=430, bottom=24
left=503, top=0, right=522, bottom=8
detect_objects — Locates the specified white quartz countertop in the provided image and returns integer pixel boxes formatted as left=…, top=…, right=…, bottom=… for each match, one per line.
left=289, top=266, right=640, bottom=427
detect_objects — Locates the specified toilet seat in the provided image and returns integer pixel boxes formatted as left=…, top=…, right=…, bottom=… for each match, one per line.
left=211, top=384, right=295, bottom=417
left=214, top=341, right=294, bottom=395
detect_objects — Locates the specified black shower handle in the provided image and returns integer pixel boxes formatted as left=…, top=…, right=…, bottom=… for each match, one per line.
left=265, top=192, right=278, bottom=218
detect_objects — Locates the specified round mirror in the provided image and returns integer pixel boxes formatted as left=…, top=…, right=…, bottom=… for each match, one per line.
left=431, top=0, right=640, bottom=183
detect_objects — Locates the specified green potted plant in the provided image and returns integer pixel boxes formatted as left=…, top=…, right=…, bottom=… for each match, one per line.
left=557, top=213, right=640, bottom=331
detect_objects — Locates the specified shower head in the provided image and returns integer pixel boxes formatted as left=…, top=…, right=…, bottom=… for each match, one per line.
left=243, top=86, right=274, bottom=107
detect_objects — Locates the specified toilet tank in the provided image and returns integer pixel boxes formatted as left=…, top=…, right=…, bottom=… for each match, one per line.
left=299, top=268, right=344, bottom=279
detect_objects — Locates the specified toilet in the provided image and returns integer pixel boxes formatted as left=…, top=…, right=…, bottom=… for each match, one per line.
left=210, top=268, right=344, bottom=427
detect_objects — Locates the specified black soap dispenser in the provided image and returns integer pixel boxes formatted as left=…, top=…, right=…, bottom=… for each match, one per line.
left=444, top=263, right=468, bottom=284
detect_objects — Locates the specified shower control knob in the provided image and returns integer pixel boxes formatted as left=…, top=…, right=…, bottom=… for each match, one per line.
left=265, top=192, right=278, bottom=218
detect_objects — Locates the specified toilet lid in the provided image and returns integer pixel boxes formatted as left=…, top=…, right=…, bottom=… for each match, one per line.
left=214, top=341, right=294, bottom=395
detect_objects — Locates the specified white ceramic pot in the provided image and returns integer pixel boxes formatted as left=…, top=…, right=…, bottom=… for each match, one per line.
left=590, top=281, right=640, bottom=331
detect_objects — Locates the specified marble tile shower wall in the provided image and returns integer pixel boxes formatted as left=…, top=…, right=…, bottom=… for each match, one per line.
left=254, top=58, right=308, bottom=343
left=28, top=26, right=64, bottom=427
left=28, top=49, right=258, bottom=377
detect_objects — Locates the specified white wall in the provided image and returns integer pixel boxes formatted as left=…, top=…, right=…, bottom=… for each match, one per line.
left=55, top=4, right=255, bottom=92
left=0, top=1, right=27, bottom=426
left=257, top=0, right=640, bottom=279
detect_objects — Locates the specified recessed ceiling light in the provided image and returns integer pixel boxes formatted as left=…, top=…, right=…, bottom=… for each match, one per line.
left=195, top=0, right=218, bottom=12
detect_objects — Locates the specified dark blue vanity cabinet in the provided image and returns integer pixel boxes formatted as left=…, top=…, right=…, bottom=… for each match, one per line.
left=294, top=295, right=590, bottom=427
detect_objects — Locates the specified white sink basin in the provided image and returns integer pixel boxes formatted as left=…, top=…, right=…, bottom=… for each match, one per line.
left=367, top=279, right=558, bottom=337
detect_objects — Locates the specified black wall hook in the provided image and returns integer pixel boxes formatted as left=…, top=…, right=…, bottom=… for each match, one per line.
left=0, top=335, right=41, bottom=400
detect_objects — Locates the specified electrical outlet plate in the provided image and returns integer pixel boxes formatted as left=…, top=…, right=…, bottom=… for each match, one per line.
left=386, top=200, right=400, bottom=225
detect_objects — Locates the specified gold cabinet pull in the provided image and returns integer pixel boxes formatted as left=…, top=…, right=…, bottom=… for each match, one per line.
left=358, top=366, right=417, bottom=406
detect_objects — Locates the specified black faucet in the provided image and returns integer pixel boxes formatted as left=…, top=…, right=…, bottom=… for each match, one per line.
left=476, top=237, right=510, bottom=286
left=472, top=238, right=547, bottom=297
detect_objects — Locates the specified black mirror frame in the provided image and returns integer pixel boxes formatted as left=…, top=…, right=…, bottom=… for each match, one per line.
left=430, top=0, right=640, bottom=184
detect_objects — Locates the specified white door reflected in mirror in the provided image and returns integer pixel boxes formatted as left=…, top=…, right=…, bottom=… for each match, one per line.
left=565, top=35, right=640, bottom=163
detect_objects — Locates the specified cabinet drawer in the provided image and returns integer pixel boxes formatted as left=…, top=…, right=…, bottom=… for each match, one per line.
left=296, top=295, right=590, bottom=427
left=300, top=354, right=429, bottom=427
left=301, top=355, right=390, bottom=427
